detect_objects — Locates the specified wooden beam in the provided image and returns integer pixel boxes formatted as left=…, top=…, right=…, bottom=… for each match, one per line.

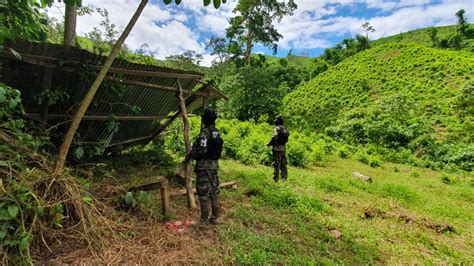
left=177, top=79, right=197, bottom=209
left=170, top=181, right=239, bottom=197
left=25, top=113, right=193, bottom=121
left=129, top=176, right=170, bottom=216
left=0, top=51, right=204, bottom=80
left=103, top=67, right=203, bottom=79
left=104, top=77, right=206, bottom=96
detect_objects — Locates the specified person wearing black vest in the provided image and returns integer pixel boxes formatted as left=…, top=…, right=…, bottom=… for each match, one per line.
left=267, top=116, right=289, bottom=182
left=187, top=108, right=223, bottom=226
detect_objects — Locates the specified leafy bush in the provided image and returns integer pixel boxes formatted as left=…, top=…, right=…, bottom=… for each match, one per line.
left=162, top=117, right=331, bottom=168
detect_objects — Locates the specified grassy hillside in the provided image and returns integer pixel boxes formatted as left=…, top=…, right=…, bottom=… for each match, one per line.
left=215, top=159, right=473, bottom=264
left=372, top=24, right=474, bottom=51
left=283, top=43, right=473, bottom=170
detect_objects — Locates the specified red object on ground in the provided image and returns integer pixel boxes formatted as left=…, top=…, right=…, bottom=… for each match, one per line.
left=165, top=220, right=196, bottom=233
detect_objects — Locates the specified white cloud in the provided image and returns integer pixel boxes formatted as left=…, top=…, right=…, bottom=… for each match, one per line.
left=46, top=0, right=474, bottom=65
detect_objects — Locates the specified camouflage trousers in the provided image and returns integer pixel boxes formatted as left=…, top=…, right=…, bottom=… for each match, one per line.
left=272, top=150, right=288, bottom=182
left=195, top=169, right=220, bottom=223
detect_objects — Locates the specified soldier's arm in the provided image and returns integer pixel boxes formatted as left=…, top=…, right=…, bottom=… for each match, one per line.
left=268, top=127, right=278, bottom=146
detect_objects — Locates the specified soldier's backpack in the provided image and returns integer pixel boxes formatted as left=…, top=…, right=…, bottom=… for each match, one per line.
left=206, top=129, right=224, bottom=160
left=192, top=128, right=224, bottom=160
left=277, top=126, right=290, bottom=145
left=191, top=135, right=208, bottom=160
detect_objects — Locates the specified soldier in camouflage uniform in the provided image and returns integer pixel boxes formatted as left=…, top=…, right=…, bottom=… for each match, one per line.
left=268, top=116, right=288, bottom=182
left=187, top=108, right=222, bottom=226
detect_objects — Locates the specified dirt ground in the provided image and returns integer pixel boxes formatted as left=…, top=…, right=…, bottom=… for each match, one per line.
left=36, top=187, right=232, bottom=265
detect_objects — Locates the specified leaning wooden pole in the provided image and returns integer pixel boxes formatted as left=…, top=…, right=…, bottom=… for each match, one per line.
left=54, top=0, right=149, bottom=175
left=176, top=79, right=197, bottom=209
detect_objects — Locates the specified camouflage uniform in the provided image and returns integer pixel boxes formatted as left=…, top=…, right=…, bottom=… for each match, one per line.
left=194, top=126, right=220, bottom=224
left=271, top=125, right=288, bottom=182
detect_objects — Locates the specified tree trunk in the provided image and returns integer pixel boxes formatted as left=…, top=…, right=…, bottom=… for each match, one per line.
left=176, top=79, right=197, bottom=209
left=64, top=3, right=77, bottom=46
left=244, top=30, right=253, bottom=65
left=54, top=0, right=149, bottom=175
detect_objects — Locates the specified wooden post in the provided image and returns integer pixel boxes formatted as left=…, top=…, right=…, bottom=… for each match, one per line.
left=160, top=179, right=170, bottom=216
left=40, top=68, right=53, bottom=124
left=176, top=79, right=197, bottom=209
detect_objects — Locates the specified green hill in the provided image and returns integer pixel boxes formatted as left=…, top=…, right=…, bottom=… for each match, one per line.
left=371, top=24, right=474, bottom=51
left=283, top=43, right=474, bottom=170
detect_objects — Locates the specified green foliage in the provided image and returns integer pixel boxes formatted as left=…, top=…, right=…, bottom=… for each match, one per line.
left=0, top=0, right=49, bottom=45
left=219, top=65, right=281, bottom=121
left=441, top=174, right=458, bottom=185
left=284, top=43, right=474, bottom=170
left=0, top=83, right=25, bottom=132
left=162, top=117, right=332, bottom=167
left=226, top=0, right=297, bottom=62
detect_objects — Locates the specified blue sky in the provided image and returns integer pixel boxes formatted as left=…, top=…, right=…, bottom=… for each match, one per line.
left=47, top=0, right=474, bottom=65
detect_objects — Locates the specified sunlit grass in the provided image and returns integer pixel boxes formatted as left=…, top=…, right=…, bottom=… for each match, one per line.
left=217, top=158, right=474, bottom=264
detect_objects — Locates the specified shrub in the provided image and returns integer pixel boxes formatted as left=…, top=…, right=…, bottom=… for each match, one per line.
left=441, top=175, right=458, bottom=185
left=338, top=144, right=353, bottom=158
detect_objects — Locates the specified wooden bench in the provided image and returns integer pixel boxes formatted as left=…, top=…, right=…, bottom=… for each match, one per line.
left=129, top=176, right=170, bottom=216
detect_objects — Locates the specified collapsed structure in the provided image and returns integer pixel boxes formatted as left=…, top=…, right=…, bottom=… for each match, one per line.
left=0, top=39, right=227, bottom=148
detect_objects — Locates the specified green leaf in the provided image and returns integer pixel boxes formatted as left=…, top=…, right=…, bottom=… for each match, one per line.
left=0, top=230, right=6, bottom=239
left=7, top=205, right=18, bottom=218
left=213, top=0, right=221, bottom=8
left=163, top=0, right=172, bottom=4
left=124, top=192, right=136, bottom=208
left=8, top=48, right=22, bottom=61
left=0, top=86, right=6, bottom=103
left=4, top=239, right=18, bottom=247
left=175, top=0, right=182, bottom=4
left=82, top=194, right=92, bottom=204
left=203, top=0, right=211, bottom=6
left=19, top=234, right=30, bottom=251
left=75, top=147, right=84, bottom=159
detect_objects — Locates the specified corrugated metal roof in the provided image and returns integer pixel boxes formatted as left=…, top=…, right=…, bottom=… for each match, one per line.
left=0, top=39, right=226, bottom=147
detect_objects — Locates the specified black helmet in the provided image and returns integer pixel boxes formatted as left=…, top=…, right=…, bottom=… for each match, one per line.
left=202, top=108, right=217, bottom=125
left=274, top=116, right=284, bottom=126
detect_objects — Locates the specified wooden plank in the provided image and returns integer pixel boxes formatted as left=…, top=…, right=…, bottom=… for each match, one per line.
left=24, top=113, right=193, bottom=121
left=170, top=180, right=239, bottom=197
left=128, top=176, right=170, bottom=217
left=104, top=77, right=206, bottom=96
left=0, top=51, right=204, bottom=80
left=129, top=176, right=168, bottom=191
left=160, top=181, right=170, bottom=216
left=103, top=67, right=203, bottom=79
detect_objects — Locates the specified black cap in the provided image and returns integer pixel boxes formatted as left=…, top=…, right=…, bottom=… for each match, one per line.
left=202, top=108, right=217, bottom=125
left=274, top=116, right=284, bottom=126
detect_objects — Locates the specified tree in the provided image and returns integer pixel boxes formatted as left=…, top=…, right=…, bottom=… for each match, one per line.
left=221, top=66, right=280, bottom=121
left=429, top=27, right=439, bottom=47
left=206, top=36, right=230, bottom=64
left=165, top=50, right=203, bottom=71
left=355, top=34, right=369, bottom=51
left=361, top=22, right=375, bottom=39
left=226, top=0, right=297, bottom=65
left=455, top=9, right=468, bottom=37
left=64, top=0, right=82, bottom=46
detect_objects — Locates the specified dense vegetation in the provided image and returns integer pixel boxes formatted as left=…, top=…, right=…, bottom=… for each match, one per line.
left=283, top=43, right=473, bottom=171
